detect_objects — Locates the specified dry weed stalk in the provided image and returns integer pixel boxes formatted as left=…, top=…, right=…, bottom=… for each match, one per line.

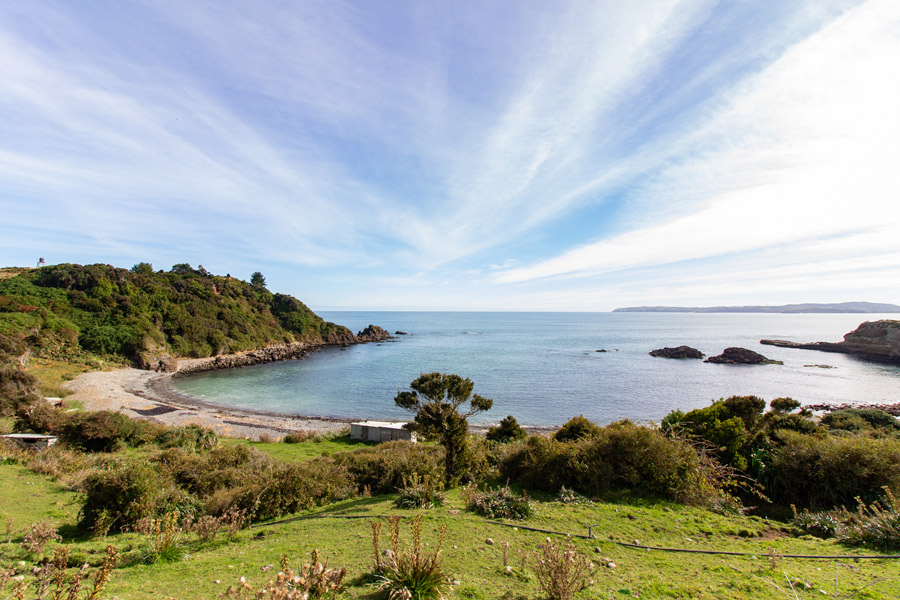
left=21, top=521, right=61, bottom=555
left=0, top=544, right=116, bottom=600
left=220, top=550, right=346, bottom=599
left=529, top=538, right=594, bottom=600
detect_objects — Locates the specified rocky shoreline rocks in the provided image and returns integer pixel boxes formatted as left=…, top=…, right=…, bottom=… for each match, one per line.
left=649, top=346, right=705, bottom=359
left=761, top=320, right=900, bottom=363
left=704, top=347, right=782, bottom=365
left=135, top=324, right=395, bottom=376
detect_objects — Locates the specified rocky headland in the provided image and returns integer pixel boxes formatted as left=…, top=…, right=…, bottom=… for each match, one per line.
left=649, top=346, right=705, bottom=359
left=704, top=347, right=782, bottom=365
left=761, top=320, right=900, bottom=364
left=171, top=324, right=393, bottom=375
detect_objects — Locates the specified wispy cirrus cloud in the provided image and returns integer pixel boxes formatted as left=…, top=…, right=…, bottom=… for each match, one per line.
left=494, top=0, right=900, bottom=289
left=1, top=0, right=896, bottom=309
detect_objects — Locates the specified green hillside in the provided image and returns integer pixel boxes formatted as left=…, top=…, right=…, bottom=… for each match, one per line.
left=0, top=263, right=351, bottom=366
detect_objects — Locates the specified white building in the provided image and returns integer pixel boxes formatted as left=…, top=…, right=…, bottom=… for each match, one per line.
left=350, top=421, right=417, bottom=443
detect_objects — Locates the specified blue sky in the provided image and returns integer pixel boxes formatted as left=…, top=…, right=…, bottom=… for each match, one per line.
left=1, top=0, right=898, bottom=311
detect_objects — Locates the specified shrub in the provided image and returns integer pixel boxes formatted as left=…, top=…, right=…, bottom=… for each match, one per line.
left=821, top=408, right=900, bottom=435
left=372, top=516, right=449, bottom=600
left=334, top=440, right=444, bottom=495
left=78, top=461, right=190, bottom=533
left=486, top=415, right=528, bottom=443
left=155, top=424, right=218, bottom=452
left=767, top=431, right=900, bottom=508
left=395, top=473, right=446, bottom=509
left=529, top=539, right=594, bottom=600
left=282, top=431, right=318, bottom=444
left=14, top=401, right=69, bottom=435
left=553, top=415, right=601, bottom=442
left=465, top=484, right=532, bottom=520
left=499, top=436, right=582, bottom=493
left=60, top=411, right=138, bottom=452
left=137, top=512, right=185, bottom=564
left=222, top=460, right=355, bottom=521
left=792, top=488, right=900, bottom=550
left=501, top=421, right=735, bottom=509
left=0, top=363, right=40, bottom=416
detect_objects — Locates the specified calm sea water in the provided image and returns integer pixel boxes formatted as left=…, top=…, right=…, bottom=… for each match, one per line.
left=170, top=312, right=900, bottom=427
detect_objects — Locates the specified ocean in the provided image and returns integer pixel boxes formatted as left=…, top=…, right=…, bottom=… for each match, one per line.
left=169, top=312, right=900, bottom=427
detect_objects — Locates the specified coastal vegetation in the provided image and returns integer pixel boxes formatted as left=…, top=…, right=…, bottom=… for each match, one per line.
left=0, top=263, right=353, bottom=368
left=2, top=263, right=900, bottom=597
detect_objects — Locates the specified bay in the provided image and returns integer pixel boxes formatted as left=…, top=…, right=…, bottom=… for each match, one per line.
left=170, top=312, right=900, bottom=427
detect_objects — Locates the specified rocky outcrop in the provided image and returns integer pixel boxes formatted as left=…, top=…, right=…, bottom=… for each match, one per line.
left=704, top=347, right=782, bottom=365
left=176, top=342, right=317, bottom=374
left=761, top=320, right=900, bottom=363
left=323, top=324, right=393, bottom=346
left=356, top=324, right=392, bottom=343
left=134, top=341, right=179, bottom=373
left=174, top=325, right=394, bottom=375
left=649, top=346, right=705, bottom=359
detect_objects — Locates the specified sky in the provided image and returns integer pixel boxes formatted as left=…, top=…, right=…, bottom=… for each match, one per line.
left=1, top=0, right=899, bottom=311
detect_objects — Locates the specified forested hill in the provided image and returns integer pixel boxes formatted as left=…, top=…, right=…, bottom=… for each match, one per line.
left=0, top=263, right=359, bottom=367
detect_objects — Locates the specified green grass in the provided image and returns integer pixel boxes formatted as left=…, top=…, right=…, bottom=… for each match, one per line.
left=0, top=463, right=80, bottom=533
left=1, top=453, right=900, bottom=599
left=222, top=434, right=377, bottom=462
left=22, top=357, right=100, bottom=399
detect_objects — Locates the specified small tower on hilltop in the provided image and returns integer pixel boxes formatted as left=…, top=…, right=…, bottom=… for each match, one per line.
left=36, top=257, right=46, bottom=268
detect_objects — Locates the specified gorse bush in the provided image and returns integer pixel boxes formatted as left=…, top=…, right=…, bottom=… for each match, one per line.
left=501, top=421, right=731, bottom=508
left=553, top=415, right=601, bottom=442
left=78, top=461, right=194, bottom=533
left=821, top=408, right=900, bottom=436
left=486, top=415, right=527, bottom=443
left=155, top=424, right=218, bottom=452
left=766, top=431, right=900, bottom=509
left=334, top=440, right=444, bottom=495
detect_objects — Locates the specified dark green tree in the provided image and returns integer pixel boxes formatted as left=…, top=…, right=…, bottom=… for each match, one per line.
left=250, top=271, right=267, bottom=288
left=130, top=262, right=153, bottom=275
left=487, top=415, right=528, bottom=443
left=394, top=372, right=492, bottom=484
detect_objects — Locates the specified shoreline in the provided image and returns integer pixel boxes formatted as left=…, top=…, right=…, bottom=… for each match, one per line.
left=64, top=365, right=354, bottom=440
left=64, top=360, right=556, bottom=440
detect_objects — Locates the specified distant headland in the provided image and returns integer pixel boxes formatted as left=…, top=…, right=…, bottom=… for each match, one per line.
left=613, top=302, right=900, bottom=314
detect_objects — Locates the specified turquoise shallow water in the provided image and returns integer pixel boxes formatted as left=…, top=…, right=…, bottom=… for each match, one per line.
left=170, top=312, right=900, bottom=427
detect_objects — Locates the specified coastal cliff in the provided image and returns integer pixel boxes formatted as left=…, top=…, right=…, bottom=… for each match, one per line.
left=761, top=320, right=900, bottom=363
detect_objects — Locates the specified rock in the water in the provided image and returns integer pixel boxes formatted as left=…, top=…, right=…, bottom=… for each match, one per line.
left=356, top=324, right=392, bottom=343
left=395, top=331, right=408, bottom=335
left=595, top=349, right=607, bottom=353
left=704, top=347, right=782, bottom=365
left=761, top=320, right=900, bottom=364
left=649, top=346, right=705, bottom=359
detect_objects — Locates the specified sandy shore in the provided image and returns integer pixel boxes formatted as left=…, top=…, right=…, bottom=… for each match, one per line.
left=64, top=367, right=351, bottom=440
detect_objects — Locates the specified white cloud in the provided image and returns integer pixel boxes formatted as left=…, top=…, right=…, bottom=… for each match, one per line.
left=495, top=0, right=900, bottom=286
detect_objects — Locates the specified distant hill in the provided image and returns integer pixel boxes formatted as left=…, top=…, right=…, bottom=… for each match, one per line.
left=0, top=263, right=357, bottom=367
left=613, top=302, right=900, bottom=314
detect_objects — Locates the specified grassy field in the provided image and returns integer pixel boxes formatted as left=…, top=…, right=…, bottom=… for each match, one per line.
left=2, top=436, right=899, bottom=600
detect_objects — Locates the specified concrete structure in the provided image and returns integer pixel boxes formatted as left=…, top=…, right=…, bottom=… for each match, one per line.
left=2, top=433, right=58, bottom=450
left=350, top=421, right=416, bottom=443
